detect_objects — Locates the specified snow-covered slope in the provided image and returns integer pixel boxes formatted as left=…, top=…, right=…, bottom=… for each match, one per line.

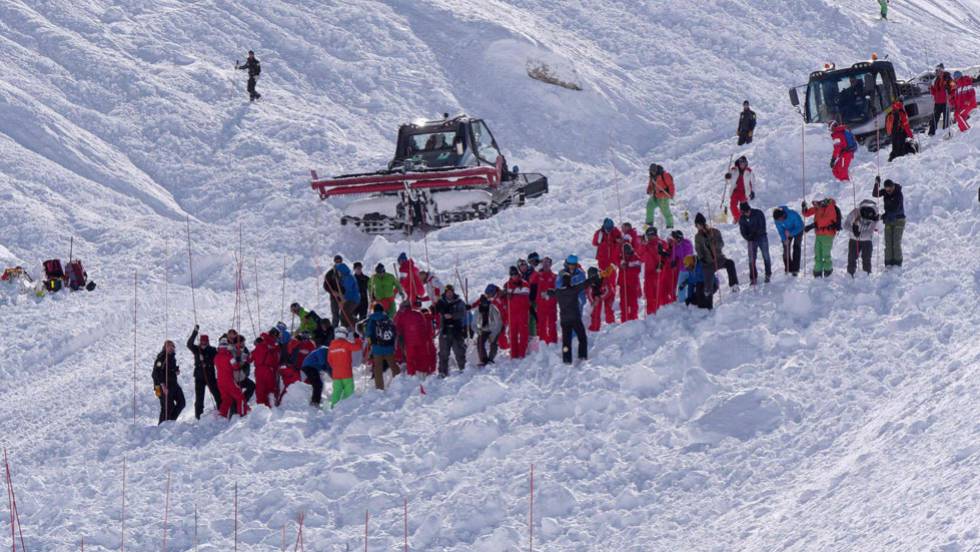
left=2, top=0, right=980, bottom=549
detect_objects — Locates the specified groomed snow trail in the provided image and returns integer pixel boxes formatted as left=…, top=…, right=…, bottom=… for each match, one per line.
left=2, top=0, right=980, bottom=550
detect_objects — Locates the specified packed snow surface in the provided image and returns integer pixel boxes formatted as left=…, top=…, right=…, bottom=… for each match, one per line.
left=2, top=0, right=980, bottom=550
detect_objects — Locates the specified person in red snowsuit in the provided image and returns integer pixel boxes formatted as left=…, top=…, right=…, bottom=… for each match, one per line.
left=618, top=244, right=643, bottom=322
left=725, top=156, right=755, bottom=221
left=952, top=71, right=977, bottom=132
left=636, top=228, right=666, bottom=315
left=397, top=253, right=425, bottom=306
left=251, top=332, right=280, bottom=407
left=280, top=333, right=314, bottom=400
left=529, top=257, right=558, bottom=344
left=394, top=301, right=436, bottom=376
left=621, top=222, right=641, bottom=249
left=830, top=122, right=855, bottom=181
left=216, top=336, right=249, bottom=418
left=588, top=266, right=617, bottom=332
left=503, top=266, right=531, bottom=359
left=592, top=218, right=623, bottom=270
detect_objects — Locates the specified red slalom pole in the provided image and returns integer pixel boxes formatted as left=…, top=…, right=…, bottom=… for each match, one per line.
left=293, top=512, right=304, bottom=551
left=4, top=448, right=26, bottom=552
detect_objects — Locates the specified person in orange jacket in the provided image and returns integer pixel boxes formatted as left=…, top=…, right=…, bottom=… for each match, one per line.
left=328, top=327, right=362, bottom=407
left=588, top=266, right=617, bottom=332
left=830, top=122, right=857, bottom=181
left=528, top=257, right=558, bottom=345
left=803, top=198, right=842, bottom=278
left=216, top=336, right=249, bottom=418
left=646, top=164, right=676, bottom=229
left=618, top=244, right=642, bottom=322
left=886, top=100, right=916, bottom=161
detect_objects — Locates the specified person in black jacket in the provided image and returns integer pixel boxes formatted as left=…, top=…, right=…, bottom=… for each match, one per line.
left=323, top=256, right=344, bottom=327
left=737, top=100, right=757, bottom=145
left=152, top=340, right=185, bottom=424
left=236, top=50, right=261, bottom=101
left=738, top=201, right=772, bottom=284
left=187, top=326, right=221, bottom=419
left=546, top=271, right=598, bottom=364
left=352, top=262, right=371, bottom=321
left=435, top=285, right=467, bottom=376
left=872, top=176, right=906, bottom=267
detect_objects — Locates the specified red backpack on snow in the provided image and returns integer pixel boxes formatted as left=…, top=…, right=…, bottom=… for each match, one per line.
left=66, top=260, right=87, bottom=291
left=43, top=259, right=64, bottom=292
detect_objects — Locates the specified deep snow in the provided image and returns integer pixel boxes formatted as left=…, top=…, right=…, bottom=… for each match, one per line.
left=2, top=0, right=980, bottom=550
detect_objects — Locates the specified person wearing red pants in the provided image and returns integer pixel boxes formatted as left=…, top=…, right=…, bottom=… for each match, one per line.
left=637, top=227, right=666, bottom=315
left=618, top=244, right=643, bottom=322
left=529, top=257, right=558, bottom=344
left=251, top=331, right=280, bottom=408
left=952, top=71, right=977, bottom=131
left=216, top=336, right=249, bottom=418
left=830, top=121, right=857, bottom=181
left=394, top=301, right=436, bottom=376
left=724, top=156, right=755, bottom=222
left=503, top=266, right=531, bottom=359
left=588, top=266, right=617, bottom=332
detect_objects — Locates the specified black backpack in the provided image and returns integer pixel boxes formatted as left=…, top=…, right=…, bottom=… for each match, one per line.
left=372, top=317, right=396, bottom=348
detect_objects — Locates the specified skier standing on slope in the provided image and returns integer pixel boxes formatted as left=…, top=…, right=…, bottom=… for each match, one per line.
left=645, top=165, right=676, bottom=230
left=928, top=64, right=954, bottom=135
left=545, top=271, right=598, bottom=364
left=886, top=100, right=916, bottom=161
left=737, top=100, right=757, bottom=145
left=737, top=201, right=772, bottom=284
left=830, top=121, right=857, bottom=181
left=803, top=198, right=842, bottom=278
left=844, top=200, right=880, bottom=276
left=724, top=156, right=756, bottom=221
left=694, top=213, right=740, bottom=295
left=528, top=257, right=558, bottom=345
left=216, top=336, right=249, bottom=417
left=152, top=340, right=185, bottom=424
left=878, top=0, right=889, bottom=20
left=187, top=326, right=220, bottom=420
left=772, top=206, right=804, bottom=276
left=235, top=50, right=262, bottom=102
left=435, top=285, right=467, bottom=376
left=872, top=177, right=906, bottom=267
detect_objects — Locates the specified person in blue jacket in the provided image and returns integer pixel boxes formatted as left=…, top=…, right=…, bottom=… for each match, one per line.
left=555, top=255, right=587, bottom=309
left=300, top=345, right=330, bottom=406
left=772, top=205, right=804, bottom=276
left=683, top=258, right=718, bottom=310
left=365, top=304, right=399, bottom=390
left=336, top=262, right=360, bottom=329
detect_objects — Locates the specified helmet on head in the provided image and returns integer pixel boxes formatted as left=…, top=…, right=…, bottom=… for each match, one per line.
left=335, top=327, right=349, bottom=340
left=565, top=255, right=579, bottom=266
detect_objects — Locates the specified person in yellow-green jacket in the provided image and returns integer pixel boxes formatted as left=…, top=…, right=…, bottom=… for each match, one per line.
left=368, top=263, right=404, bottom=317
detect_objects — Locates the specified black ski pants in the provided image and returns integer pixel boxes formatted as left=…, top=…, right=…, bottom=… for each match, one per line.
left=928, top=102, right=948, bottom=134
left=438, top=333, right=467, bottom=375
left=703, top=259, right=738, bottom=295
left=194, top=369, right=221, bottom=419
left=847, top=239, right=873, bottom=275
left=560, top=320, right=588, bottom=364
left=247, top=76, right=259, bottom=100
left=782, top=232, right=803, bottom=275
left=158, top=383, right=186, bottom=424
left=301, top=366, right=324, bottom=405
left=476, top=331, right=498, bottom=365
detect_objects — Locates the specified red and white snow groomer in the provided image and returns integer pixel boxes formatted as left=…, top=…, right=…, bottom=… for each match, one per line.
left=311, top=115, right=548, bottom=234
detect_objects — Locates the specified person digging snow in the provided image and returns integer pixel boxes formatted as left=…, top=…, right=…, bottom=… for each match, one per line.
left=886, top=100, right=916, bottom=161
left=694, top=213, right=740, bottom=294
left=236, top=50, right=262, bottom=101
left=327, top=327, right=362, bottom=408
left=772, top=206, right=804, bottom=276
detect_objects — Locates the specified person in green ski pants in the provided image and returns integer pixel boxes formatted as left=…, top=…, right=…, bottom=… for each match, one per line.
left=803, top=198, right=842, bottom=277
left=327, top=328, right=361, bottom=408
left=878, top=0, right=889, bottom=20
left=646, top=164, right=676, bottom=229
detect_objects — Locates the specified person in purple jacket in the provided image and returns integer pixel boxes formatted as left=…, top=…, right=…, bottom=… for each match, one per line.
left=668, top=230, right=694, bottom=302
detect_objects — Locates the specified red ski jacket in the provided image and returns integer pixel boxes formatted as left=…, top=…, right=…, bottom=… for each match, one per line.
left=592, top=227, right=623, bottom=269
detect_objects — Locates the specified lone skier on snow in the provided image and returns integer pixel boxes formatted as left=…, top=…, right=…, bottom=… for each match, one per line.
left=737, top=100, right=757, bottom=145
left=236, top=50, right=262, bottom=102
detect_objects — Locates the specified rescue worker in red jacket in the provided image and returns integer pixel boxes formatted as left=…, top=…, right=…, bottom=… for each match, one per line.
left=928, top=64, right=954, bottom=135
left=952, top=70, right=977, bottom=132
left=618, top=243, right=643, bottom=322
left=592, top=218, right=623, bottom=270
left=393, top=301, right=435, bottom=376
left=637, top=227, right=667, bottom=315
left=830, top=122, right=856, bottom=181
left=485, top=284, right=509, bottom=351
left=251, top=330, right=281, bottom=408
left=216, top=336, right=249, bottom=418
left=528, top=257, right=558, bottom=344
left=886, top=100, right=916, bottom=161
left=588, top=265, right=617, bottom=332
left=724, top=156, right=756, bottom=221
left=397, top=252, right=425, bottom=306
left=280, top=332, right=315, bottom=400
left=503, top=266, right=531, bottom=359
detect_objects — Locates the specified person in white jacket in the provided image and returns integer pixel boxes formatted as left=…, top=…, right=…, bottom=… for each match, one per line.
left=843, top=199, right=880, bottom=276
left=470, top=295, right=503, bottom=366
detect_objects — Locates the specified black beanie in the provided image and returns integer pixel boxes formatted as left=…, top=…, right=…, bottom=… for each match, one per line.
left=373, top=303, right=384, bottom=313
left=694, top=212, right=707, bottom=226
